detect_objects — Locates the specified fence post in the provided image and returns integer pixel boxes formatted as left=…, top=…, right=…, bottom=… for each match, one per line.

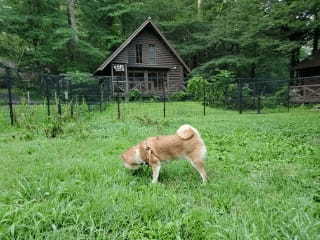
left=5, top=68, right=14, bottom=126
left=162, top=77, right=166, bottom=118
left=99, top=80, right=104, bottom=112
left=257, top=89, right=261, bottom=114
left=74, top=95, right=78, bottom=116
left=203, top=84, right=206, bottom=116
left=57, top=77, right=62, bottom=116
left=69, top=79, right=74, bottom=118
left=238, top=78, right=243, bottom=114
left=116, top=77, right=120, bottom=120
left=287, top=79, right=290, bottom=112
left=44, top=75, right=51, bottom=117
left=27, top=90, right=30, bottom=105
left=253, top=80, right=257, bottom=109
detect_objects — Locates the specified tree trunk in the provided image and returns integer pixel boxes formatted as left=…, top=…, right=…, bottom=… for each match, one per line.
left=192, top=54, right=198, bottom=69
left=197, top=0, right=202, bottom=20
left=250, top=63, right=256, bottom=79
left=250, top=63, right=256, bottom=107
left=67, top=0, right=79, bottom=64
left=312, top=13, right=319, bottom=55
left=67, top=0, right=78, bottom=43
left=289, top=48, right=300, bottom=83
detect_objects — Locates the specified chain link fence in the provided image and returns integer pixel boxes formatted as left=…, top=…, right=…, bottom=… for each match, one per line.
left=234, top=78, right=291, bottom=114
left=0, top=65, right=302, bottom=127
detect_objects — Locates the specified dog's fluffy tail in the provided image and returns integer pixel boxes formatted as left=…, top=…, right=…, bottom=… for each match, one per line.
left=176, top=124, right=200, bottom=140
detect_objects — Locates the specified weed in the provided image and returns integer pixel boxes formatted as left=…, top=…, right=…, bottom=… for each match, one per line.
left=135, top=115, right=169, bottom=127
left=43, top=117, right=64, bottom=138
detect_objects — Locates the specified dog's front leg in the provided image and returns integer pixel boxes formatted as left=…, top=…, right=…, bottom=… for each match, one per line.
left=151, top=164, right=161, bottom=183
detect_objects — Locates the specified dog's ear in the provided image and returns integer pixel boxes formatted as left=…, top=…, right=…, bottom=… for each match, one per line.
left=177, top=127, right=194, bottom=140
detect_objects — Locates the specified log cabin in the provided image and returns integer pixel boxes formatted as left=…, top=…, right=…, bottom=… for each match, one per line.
left=94, top=18, right=190, bottom=96
left=291, top=52, right=320, bottom=103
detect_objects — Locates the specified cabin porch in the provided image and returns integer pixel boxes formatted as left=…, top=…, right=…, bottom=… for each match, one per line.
left=111, top=67, right=169, bottom=96
left=290, top=76, right=320, bottom=103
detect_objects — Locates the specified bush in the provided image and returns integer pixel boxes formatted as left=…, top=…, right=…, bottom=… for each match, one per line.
left=145, top=95, right=161, bottom=102
left=170, top=91, right=190, bottom=101
left=64, top=71, right=93, bottom=83
left=128, top=89, right=142, bottom=101
left=187, top=76, right=208, bottom=100
left=187, top=70, right=236, bottom=108
left=261, top=86, right=289, bottom=109
left=274, top=86, right=289, bottom=106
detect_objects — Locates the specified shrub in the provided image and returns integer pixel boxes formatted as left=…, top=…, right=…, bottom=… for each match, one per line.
left=187, top=76, right=209, bottom=100
left=206, top=70, right=235, bottom=107
left=64, top=71, right=93, bottom=83
left=145, top=95, right=161, bottom=102
left=170, top=91, right=190, bottom=101
left=128, top=89, right=142, bottom=101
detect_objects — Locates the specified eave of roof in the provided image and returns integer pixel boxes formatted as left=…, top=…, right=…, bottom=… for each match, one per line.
left=94, top=19, right=191, bottom=74
left=295, top=52, right=320, bottom=70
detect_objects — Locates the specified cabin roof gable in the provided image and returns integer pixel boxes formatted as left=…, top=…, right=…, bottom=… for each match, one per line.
left=95, top=19, right=190, bottom=74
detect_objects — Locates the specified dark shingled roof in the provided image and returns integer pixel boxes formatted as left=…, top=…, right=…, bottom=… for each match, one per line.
left=295, top=51, right=320, bottom=70
left=95, top=19, right=191, bottom=74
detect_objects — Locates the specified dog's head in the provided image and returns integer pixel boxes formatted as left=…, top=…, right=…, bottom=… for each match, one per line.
left=121, top=145, right=143, bottom=170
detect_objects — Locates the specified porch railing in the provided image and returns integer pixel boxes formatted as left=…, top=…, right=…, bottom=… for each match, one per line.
left=294, top=76, right=320, bottom=85
left=290, top=84, right=320, bottom=103
left=111, top=78, right=167, bottom=96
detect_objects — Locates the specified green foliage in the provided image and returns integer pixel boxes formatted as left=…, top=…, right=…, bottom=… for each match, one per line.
left=135, top=115, right=169, bottom=127
left=43, top=117, right=64, bottom=138
left=188, top=70, right=237, bottom=108
left=187, top=76, right=209, bottom=100
left=0, top=0, right=319, bottom=84
left=263, top=86, right=289, bottom=108
left=15, top=103, right=38, bottom=130
left=148, top=95, right=161, bottom=102
left=206, top=70, right=235, bottom=107
left=64, top=71, right=93, bottom=84
left=169, top=90, right=190, bottom=101
left=128, top=89, right=142, bottom=101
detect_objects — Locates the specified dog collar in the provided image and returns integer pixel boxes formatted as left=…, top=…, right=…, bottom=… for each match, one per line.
left=143, top=141, right=161, bottom=165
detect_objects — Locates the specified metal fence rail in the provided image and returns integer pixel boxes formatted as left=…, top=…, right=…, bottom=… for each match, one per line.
left=1, top=65, right=312, bottom=127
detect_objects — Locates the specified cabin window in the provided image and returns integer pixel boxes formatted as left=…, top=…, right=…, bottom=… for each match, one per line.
left=148, top=71, right=167, bottom=91
left=148, top=44, right=156, bottom=64
left=136, top=44, right=143, bottom=63
left=128, top=71, right=145, bottom=90
left=128, top=71, right=144, bottom=81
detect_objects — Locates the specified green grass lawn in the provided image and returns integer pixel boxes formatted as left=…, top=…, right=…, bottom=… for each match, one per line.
left=0, top=102, right=319, bottom=239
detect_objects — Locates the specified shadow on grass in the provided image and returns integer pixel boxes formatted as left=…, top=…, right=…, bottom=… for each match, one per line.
left=125, top=162, right=206, bottom=188
left=130, top=166, right=150, bottom=177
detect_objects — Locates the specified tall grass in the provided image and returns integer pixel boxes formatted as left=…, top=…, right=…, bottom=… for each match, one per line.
left=0, top=102, right=319, bottom=239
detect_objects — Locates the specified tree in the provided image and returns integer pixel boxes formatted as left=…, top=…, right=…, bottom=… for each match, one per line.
left=67, top=0, right=79, bottom=65
left=0, top=0, right=319, bottom=80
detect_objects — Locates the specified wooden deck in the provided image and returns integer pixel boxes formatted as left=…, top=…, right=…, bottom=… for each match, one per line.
left=290, top=84, right=320, bottom=103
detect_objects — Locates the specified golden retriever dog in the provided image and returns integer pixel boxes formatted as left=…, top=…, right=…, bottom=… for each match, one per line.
left=121, top=124, right=207, bottom=183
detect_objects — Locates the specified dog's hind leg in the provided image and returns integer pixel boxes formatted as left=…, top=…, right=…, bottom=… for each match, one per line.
left=187, top=154, right=207, bottom=183
left=151, top=164, right=161, bottom=183
left=193, top=160, right=207, bottom=183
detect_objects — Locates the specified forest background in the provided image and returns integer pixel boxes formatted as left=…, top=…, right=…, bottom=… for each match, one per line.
left=0, top=0, right=319, bottom=81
